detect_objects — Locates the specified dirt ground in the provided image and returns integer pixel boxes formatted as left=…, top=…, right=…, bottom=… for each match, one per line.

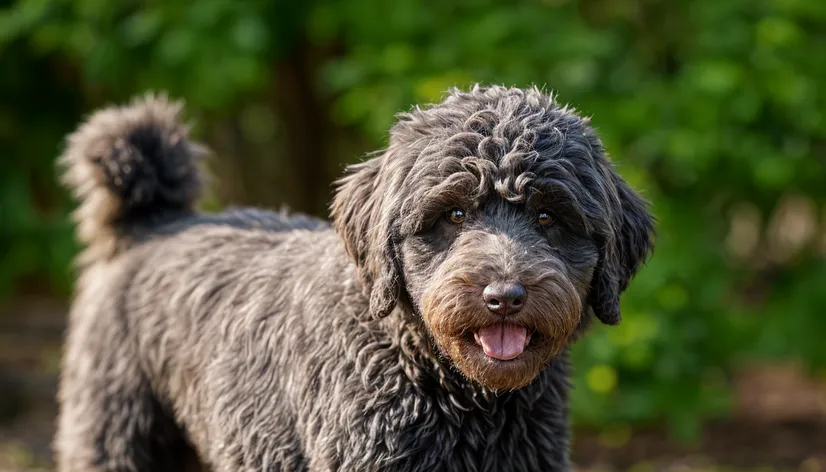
left=2, top=298, right=825, bottom=471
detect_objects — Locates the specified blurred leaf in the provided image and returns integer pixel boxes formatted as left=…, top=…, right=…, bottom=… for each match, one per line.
left=587, top=365, right=618, bottom=394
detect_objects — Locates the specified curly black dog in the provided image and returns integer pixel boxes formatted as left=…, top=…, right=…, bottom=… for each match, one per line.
left=55, top=86, right=654, bottom=471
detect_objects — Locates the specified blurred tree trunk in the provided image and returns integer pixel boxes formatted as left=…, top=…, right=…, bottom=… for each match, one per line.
left=271, top=39, right=338, bottom=217
left=206, top=39, right=341, bottom=218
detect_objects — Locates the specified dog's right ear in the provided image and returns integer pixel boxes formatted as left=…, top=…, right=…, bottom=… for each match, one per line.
left=331, top=155, right=403, bottom=320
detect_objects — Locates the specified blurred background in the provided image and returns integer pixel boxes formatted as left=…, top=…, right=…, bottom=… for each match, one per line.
left=1, top=0, right=825, bottom=470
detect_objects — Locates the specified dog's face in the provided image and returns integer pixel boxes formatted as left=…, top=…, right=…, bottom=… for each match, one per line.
left=402, top=197, right=597, bottom=390
left=332, top=86, right=654, bottom=391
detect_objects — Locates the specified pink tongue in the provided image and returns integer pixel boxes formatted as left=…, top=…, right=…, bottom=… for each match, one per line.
left=475, top=323, right=527, bottom=360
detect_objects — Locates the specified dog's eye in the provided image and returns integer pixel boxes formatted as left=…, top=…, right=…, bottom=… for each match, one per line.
left=537, top=210, right=554, bottom=226
left=447, top=208, right=466, bottom=224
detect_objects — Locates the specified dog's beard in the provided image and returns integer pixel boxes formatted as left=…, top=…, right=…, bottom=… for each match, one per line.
left=420, top=268, right=582, bottom=391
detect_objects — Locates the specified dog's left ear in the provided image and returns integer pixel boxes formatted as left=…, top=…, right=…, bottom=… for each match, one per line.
left=588, top=168, right=655, bottom=325
left=331, top=154, right=403, bottom=319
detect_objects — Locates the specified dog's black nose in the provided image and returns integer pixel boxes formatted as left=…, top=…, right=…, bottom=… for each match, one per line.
left=483, top=282, right=528, bottom=315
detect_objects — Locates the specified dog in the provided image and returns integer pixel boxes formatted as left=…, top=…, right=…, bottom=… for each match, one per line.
left=55, top=85, right=654, bottom=471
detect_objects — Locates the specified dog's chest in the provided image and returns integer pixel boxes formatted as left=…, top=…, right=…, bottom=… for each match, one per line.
left=303, top=323, right=572, bottom=471
left=413, top=393, right=569, bottom=471
left=319, top=382, right=569, bottom=472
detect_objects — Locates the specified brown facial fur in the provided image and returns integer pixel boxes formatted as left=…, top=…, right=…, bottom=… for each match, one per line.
left=419, top=227, right=592, bottom=390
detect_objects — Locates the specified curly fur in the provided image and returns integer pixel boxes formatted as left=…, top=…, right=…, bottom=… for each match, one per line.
left=57, top=93, right=207, bottom=267
left=55, top=85, right=654, bottom=472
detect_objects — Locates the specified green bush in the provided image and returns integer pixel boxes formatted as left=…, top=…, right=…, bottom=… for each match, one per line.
left=1, top=0, right=824, bottom=440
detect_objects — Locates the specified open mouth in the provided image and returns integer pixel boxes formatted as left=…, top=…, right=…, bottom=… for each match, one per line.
left=473, top=322, right=532, bottom=361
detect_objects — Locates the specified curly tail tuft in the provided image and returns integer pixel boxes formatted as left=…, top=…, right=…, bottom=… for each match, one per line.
left=58, top=93, right=207, bottom=266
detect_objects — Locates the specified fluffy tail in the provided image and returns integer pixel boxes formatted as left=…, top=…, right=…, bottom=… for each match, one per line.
left=58, top=94, right=207, bottom=266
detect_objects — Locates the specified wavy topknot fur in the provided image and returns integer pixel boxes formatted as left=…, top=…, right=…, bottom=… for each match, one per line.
left=55, top=85, right=654, bottom=472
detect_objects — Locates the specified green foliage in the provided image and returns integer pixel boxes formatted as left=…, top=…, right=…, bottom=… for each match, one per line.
left=2, top=0, right=825, bottom=440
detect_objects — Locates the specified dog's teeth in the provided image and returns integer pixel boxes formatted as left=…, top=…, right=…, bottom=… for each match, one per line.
left=473, top=332, right=482, bottom=345
left=524, top=333, right=532, bottom=348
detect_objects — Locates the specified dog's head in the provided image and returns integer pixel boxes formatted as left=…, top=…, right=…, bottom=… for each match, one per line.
left=332, top=86, right=654, bottom=391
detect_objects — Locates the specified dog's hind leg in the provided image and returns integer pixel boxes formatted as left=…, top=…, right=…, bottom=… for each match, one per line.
left=55, top=91, right=210, bottom=472
left=54, top=297, right=194, bottom=472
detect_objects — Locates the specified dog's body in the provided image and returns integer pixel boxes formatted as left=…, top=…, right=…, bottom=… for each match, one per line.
left=55, top=87, right=654, bottom=472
